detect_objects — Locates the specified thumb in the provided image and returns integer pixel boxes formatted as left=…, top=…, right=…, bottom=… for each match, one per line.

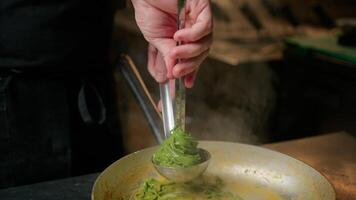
left=150, top=39, right=177, bottom=80
left=147, top=44, right=167, bottom=83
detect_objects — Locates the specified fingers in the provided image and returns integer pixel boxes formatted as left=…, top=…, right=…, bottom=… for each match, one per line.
left=184, top=69, right=199, bottom=88
left=149, top=38, right=177, bottom=79
left=174, top=4, right=212, bottom=42
left=168, top=1, right=212, bottom=88
left=144, top=0, right=178, bottom=14
left=147, top=44, right=157, bottom=72
left=170, top=35, right=212, bottom=59
left=150, top=36, right=210, bottom=83
left=172, top=49, right=209, bottom=78
left=147, top=44, right=167, bottom=83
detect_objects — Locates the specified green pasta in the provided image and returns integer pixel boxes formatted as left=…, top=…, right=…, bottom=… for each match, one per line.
left=123, top=177, right=244, bottom=200
left=152, top=127, right=202, bottom=168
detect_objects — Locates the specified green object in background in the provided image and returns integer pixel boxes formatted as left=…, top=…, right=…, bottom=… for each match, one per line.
left=152, top=127, right=202, bottom=168
left=284, top=36, right=356, bottom=65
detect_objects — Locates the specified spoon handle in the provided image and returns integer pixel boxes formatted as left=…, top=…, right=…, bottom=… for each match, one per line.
left=175, top=0, right=186, bottom=131
left=159, top=82, right=175, bottom=138
left=158, top=0, right=186, bottom=138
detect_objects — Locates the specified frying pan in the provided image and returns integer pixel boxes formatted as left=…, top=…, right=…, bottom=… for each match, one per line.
left=92, top=141, right=335, bottom=200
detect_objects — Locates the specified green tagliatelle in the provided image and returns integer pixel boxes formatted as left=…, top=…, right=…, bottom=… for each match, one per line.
left=152, top=127, right=202, bottom=168
left=121, top=177, right=245, bottom=200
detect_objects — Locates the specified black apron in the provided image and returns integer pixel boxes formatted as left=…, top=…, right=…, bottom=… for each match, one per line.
left=0, top=0, right=125, bottom=188
left=0, top=0, right=116, bottom=69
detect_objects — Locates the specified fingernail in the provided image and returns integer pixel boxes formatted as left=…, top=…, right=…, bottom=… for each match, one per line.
left=186, top=76, right=193, bottom=87
left=167, top=74, right=173, bottom=79
left=174, top=33, right=181, bottom=41
left=187, top=74, right=193, bottom=82
left=172, top=68, right=180, bottom=78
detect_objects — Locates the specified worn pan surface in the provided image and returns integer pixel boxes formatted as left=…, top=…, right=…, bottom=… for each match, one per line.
left=92, top=141, right=335, bottom=200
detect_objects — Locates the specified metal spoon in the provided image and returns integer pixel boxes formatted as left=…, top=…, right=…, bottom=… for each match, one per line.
left=159, top=82, right=175, bottom=138
left=156, top=80, right=210, bottom=182
left=153, top=0, right=210, bottom=182
left=153, top=148, right=211, bottom=183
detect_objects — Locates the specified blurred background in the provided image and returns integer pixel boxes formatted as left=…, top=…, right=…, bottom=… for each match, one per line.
left=113, top=0, right=356, bottom=153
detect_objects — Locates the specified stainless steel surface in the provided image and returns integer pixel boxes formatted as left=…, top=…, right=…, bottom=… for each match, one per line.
left=159, top=82, right=175, bottom=138
left=92, top=141, right=335, bottom=200
left=152, top=148, right=210, bottom=183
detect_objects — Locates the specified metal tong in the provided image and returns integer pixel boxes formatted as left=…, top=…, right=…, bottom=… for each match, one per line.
left=160, top=0, right=186, bottom=138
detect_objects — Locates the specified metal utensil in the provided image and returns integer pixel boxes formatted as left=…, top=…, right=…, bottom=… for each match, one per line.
left=158, top=0, right=188, bottom=138
left=159, top=0, right=186, bottom=138
left=152, top=148, right=211, bottom=183
left=174, top=0, right=187, bottom=131
left=154, top=0, right=211, bottom=182
left=120, top=54, right=164, bottom=143
left=159, top=82, right=175, bottom=138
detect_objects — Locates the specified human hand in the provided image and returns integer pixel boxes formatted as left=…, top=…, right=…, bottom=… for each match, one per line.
left=131, top=0, right=213, bottom=88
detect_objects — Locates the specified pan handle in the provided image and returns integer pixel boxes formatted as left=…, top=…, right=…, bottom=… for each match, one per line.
left=119, top=54, right=164, bottom=143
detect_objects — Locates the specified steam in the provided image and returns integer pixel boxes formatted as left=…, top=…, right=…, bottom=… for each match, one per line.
left=186, top=60, right=276, bottom=144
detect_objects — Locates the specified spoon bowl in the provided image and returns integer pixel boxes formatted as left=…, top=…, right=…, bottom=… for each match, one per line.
left=152, top=148, right=211, bottom=183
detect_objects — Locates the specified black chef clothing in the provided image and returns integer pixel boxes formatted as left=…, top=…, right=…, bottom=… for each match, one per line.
left=0, top=0, right=125, bottom=188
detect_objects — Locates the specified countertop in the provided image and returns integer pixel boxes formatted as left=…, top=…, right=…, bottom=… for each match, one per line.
left=264, top=132, right=356, bottom=200
left=0, top=132, right=354, bottom=200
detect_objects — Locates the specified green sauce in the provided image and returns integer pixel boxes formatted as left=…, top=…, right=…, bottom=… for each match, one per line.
left=120, top=128, right=245, bottom=200
left=152, top=127, right=202, bottom=168
left=121, top=176, right=244, bottom=200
